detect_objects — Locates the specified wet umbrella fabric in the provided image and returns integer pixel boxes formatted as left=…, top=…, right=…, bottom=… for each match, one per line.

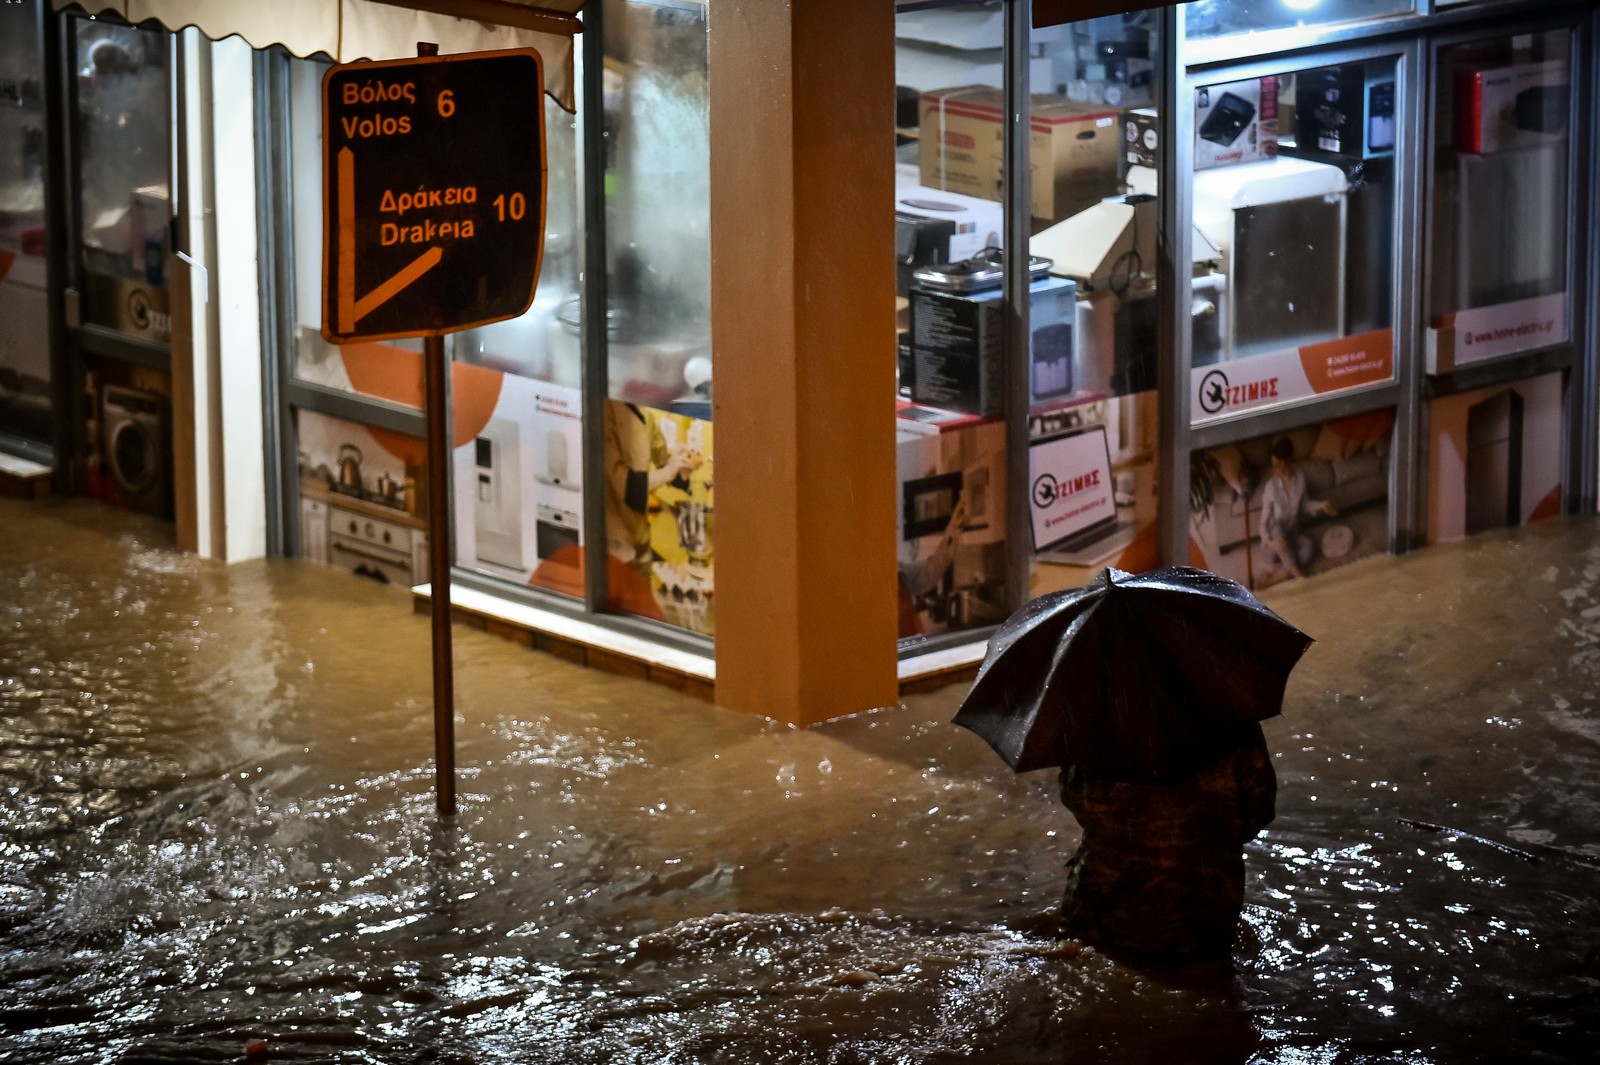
left=952, top=566, right=1312, bottom=781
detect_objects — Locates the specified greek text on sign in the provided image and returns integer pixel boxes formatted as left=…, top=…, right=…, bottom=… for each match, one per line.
left=322, top=49, right=547, bottom=343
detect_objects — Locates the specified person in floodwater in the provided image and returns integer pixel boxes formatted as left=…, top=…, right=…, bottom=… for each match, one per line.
left=1056, top=721, right=1277, bottom=960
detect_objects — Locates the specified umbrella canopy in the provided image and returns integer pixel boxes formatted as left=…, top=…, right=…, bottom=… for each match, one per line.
left=953, top=566, right=1312, bottom=781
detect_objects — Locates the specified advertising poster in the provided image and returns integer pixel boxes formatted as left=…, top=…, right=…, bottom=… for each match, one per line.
left=452, top=374, right=586, bottom=590
left=1427, top=372, right=1563, bottom=543
left=602, top=398, right=714, bottom=636
left=896, top=417, right=1007, bottom=637
left=1191, top=329, right=1393, bottom=423
left=1188, top=411, right=1393, bottom=592
left=1026, top=389, right=1162, bottom=596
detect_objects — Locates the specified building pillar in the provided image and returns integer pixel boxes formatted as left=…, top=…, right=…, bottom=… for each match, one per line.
left=708, top=0, right=899, bottom=726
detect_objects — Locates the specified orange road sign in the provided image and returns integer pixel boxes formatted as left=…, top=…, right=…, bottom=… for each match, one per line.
left=321, top=49, right=547, bottom=343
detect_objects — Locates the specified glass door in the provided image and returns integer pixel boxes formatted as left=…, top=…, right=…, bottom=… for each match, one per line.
left=0, top=0, right=51, bottom=457
left=62, top=14, right=176, bottom=518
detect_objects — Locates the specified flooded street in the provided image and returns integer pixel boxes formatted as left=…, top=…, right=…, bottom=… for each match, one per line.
left=3, top=495, right=1598, bottom=1063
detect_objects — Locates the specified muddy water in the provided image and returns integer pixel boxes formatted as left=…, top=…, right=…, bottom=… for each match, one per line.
left=2, top=497, right=1597, bottom=1063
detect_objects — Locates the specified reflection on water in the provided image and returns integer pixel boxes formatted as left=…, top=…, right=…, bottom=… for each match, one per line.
left=3, top=498, right=1597, bottom=1062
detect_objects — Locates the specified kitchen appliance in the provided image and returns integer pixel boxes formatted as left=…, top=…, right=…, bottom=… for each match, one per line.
left=327, top=504, right=417, bottom=585
left=909, top=250, right=1074, bottom=414
left=474, top=418, right=525, bottom=571
left=1466, top=389, right=1523, bottom=534
left=894, top=183, right=1003, bottom=296
left=536, top=426, right=577, bottom=488
left=335, top=443, right=364, bottom=496
left=1192, top=155, right=1348, bottom=360
left=101, top=383, right=171, bottom=517
left=534, top=502, right=580, bottom=560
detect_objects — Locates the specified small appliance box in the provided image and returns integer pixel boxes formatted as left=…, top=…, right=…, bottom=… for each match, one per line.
left=1194, top=77, right=1278, bottom=169
left=1454, top=59, right=1569, bottom=154
left=1122, top=107, right=1159, bottom=173
left=894, top=182, right=1004, bottom=270
left=1294, top=65, right=1396, bottom=161
left=909, top=275, right=1076, bottom=416
left=919, top=86, right=1120, bottom=221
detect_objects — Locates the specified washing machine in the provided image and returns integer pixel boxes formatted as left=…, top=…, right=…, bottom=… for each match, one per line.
left=101, top=384, right=172, bottom=517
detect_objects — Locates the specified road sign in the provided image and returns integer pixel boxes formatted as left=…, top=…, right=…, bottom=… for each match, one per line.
left=321, top=49, right=547, bottom=343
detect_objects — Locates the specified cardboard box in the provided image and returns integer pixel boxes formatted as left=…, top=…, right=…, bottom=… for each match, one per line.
left=1455, top=59, right=1569, bottom=154
left=1294, top=65, right=1395, bottom=161
left=909, top=274, right=1077, bottom=416
left=1122, top=107, right=1158, bottom=173
left=1194, top=77, right=1278, bottom=169
left=919, top=86, right=1121, bottom=222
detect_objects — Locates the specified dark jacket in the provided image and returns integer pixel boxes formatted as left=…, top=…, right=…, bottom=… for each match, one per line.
left=1058, top=725, right=1276, bottom=958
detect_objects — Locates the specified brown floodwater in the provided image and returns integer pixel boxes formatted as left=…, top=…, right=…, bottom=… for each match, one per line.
left=2, top=496, right=1597, bottom=1063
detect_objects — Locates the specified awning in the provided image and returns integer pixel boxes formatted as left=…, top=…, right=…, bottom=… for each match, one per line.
left=53, top=0, right=587, bottom=110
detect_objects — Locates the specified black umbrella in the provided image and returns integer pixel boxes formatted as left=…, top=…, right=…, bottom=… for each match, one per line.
left=952, top=566, right=1312, bottom=781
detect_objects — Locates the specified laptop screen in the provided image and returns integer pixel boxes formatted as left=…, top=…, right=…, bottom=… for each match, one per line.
left=1028, top=425, right=1117, bottom=552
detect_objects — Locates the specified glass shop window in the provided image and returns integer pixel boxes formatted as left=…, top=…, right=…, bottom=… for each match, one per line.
left=1183, top=0, right=1415, bottom=42
left=893, top=0, right=1015, bottom=640
left=599, top=0, right=715, bottom=638
left=1025, top=10, right=1164, bottom=595
left=1189, top=56, right=1399, bottom=424
left=73, top=20, right=172, bottom=343
left=0, top=0, right=52, bottom=447
left=1426, top=30, right=1572, bottom=375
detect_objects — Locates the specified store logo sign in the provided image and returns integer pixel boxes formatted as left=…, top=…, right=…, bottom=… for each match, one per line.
left=1198, top=369, right=1279, bottom=415
left=1032, top=468, right=1102, bottom=510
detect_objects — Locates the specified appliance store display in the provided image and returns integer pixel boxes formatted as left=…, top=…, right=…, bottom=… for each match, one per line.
left=474, top=418, right=525, bottom=571
left=894, top=179, right=1003, bottom=297
left=1454, top=58, right=1569, bottom=154
left=1293, top=64, right=1396, bottom=161
left=326, top=503, right=427, bottom=587
left=909, top=251, right=1076, bottom=416
left=1191, top=155, right=1348, bottom=361
left=918, top=85, right=1121, bottom=222
left=101, top=384, right=172, bottom=518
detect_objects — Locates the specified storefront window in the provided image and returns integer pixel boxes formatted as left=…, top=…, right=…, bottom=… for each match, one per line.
left=1426, top=30, right=1571, bottom=375
left=1189, top=56, right=1399, bottom=423
left=1026, top=10, right=1164, bottom=596
left=0, top=0, right=51, bottom=446
left=1183, top=0, right=1415, bottom=42
left=894, top=1, right=1011, bottom=638
left=73, top=20, right=171, bottom=343
left=600, top=0, right=714, bottom=637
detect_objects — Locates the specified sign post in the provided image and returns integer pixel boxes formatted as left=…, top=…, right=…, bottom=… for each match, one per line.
left=322, top=47, right=547, bottom=816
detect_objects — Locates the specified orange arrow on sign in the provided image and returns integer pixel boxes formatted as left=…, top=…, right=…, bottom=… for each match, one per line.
left=337, top=146, right=442, bottom=334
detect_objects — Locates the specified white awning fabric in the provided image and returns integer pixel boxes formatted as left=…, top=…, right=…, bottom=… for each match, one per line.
left=53, top=0, right=586, bottom=110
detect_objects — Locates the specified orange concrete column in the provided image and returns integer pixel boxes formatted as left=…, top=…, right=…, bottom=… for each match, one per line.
left=708, top=0, right=899, bottom=726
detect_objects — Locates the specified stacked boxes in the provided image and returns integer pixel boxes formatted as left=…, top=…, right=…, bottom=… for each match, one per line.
left=909, top=273, right=1077, bottom=416
left=919, top=86, right=1121, bottom=222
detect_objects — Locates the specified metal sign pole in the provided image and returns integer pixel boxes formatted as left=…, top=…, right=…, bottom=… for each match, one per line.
left=322, top=41, right=546, bottom=819
left=424, top=332, right=456, bottom=817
